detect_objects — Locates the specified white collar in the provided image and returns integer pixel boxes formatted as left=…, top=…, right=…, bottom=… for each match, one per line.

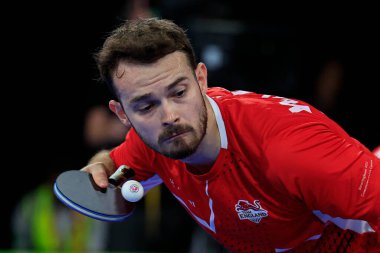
left=206, top=95, right=228, bottom=149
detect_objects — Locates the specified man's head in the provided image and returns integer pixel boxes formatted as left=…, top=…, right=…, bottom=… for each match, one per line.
left=95, top=18, right=197, bottom=98
left=95, top=18, right=210, bottom=160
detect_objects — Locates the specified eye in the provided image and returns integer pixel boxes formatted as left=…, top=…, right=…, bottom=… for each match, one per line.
left=137, top=104, right=154, bottom=113
left=174, top=89, right=186, bottom=98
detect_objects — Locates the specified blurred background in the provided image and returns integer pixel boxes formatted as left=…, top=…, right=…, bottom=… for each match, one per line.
left=2, top=1, right=379, bottom=252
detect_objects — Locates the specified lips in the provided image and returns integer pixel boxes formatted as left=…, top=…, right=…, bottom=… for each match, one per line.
left=162, top=130, right=189, bottom=143
left=158, top=125, right=194, bottom=145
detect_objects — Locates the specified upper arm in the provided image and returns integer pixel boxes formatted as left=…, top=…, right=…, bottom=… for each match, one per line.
left=266, top=120, right=380, bottom=224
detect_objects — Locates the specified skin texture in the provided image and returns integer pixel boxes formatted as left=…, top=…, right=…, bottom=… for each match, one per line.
left=109, top=52, right=221, bottom=168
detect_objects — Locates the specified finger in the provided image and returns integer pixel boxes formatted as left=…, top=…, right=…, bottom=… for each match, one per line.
left=81, top=163, right=109, bottom=188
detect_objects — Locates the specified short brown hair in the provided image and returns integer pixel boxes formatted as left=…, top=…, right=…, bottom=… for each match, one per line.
left=94, top=17, right=197, bottom=98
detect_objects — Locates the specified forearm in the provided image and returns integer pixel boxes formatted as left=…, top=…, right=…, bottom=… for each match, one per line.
left=87, top=149, right=116, bottom=171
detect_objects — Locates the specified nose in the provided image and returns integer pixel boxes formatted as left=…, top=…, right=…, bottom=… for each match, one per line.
left=161, top=100, right=179, bottom=127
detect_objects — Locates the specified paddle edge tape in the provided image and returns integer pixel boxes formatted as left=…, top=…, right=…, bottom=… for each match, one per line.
left=53, top=182, right=133, bottom=222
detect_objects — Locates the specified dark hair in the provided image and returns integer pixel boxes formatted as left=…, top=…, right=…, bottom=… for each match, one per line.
left=94, top=17, right=197, bottom=98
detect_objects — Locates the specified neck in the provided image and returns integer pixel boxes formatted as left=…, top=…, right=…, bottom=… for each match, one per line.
left=180, top=96, right=220, bottom=168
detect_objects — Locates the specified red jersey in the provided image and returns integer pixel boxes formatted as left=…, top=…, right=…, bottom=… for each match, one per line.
left=110, top=87, right=379, bottom=252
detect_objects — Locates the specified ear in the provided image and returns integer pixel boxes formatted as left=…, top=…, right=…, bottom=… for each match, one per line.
left=195, top=63, right=208, bottom=94
left=109, top=100, right=131, bottom=129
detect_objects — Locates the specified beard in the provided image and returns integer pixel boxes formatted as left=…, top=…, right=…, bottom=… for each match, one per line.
left=134, top=99, right=208, bottom=160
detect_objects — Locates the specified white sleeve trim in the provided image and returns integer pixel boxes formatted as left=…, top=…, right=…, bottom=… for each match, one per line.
left=140, top=174, right=163, bottom=194
left=275, top=248, right=292, bottom=252
left=313, top=210, right=375, bottom=233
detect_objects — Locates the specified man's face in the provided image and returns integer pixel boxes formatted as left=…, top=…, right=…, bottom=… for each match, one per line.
left=112, top=52, right=208, bottom=160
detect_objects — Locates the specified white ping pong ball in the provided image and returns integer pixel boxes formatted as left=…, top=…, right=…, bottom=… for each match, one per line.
left=121, top=180, right=144, bottom=202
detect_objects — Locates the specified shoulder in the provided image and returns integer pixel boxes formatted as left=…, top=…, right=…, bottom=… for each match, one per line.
left=207, top=87, right=319, bottom=115
left=208, top=88, right=330, bottom=138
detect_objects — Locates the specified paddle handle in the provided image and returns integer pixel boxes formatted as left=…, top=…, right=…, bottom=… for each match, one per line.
left=108, top=165, right=135, bottom=186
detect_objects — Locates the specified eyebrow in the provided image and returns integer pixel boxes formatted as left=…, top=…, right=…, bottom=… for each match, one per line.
left=129, top=76, right=188, bottom=105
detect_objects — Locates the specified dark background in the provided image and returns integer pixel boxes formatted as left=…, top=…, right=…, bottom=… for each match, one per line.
left=2, top=1, right=379, bottom=251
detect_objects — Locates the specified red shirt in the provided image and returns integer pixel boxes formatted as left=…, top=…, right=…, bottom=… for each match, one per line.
left=111, top=87, right=379, bottom=252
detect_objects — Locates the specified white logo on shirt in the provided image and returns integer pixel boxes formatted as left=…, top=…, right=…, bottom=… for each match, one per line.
left=188, top=200, right=196, bottom=207
left=279, top=98, right=311, bottom=113
left=262, top=95, right=312, bottom=113
left=235, top=200, right=268, bottom=223
left=232, top=90, right=251, bottom=95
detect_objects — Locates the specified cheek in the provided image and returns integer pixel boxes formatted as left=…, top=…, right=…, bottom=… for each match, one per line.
left=183, top=91, right=204, bottom=115
left=189, top=97, right=205, bottom=119
left=133, top=118, right=160, bottom=139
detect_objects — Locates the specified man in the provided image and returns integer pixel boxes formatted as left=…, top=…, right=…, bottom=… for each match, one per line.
left=82, top=18, right=379, bottom=252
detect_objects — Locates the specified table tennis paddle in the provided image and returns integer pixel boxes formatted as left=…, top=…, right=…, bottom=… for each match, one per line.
left=54, top=165, right=136, bottom=222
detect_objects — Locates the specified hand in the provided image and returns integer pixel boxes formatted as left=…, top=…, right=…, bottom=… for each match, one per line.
left=81, top=162, right=113, bottom=188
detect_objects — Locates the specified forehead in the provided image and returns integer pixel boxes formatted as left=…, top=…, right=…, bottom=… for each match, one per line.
left=112, top=52, right=192, bottom=98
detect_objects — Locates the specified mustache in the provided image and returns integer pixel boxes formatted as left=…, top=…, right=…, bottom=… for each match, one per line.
left=158, top=124, right=194, bottom=144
